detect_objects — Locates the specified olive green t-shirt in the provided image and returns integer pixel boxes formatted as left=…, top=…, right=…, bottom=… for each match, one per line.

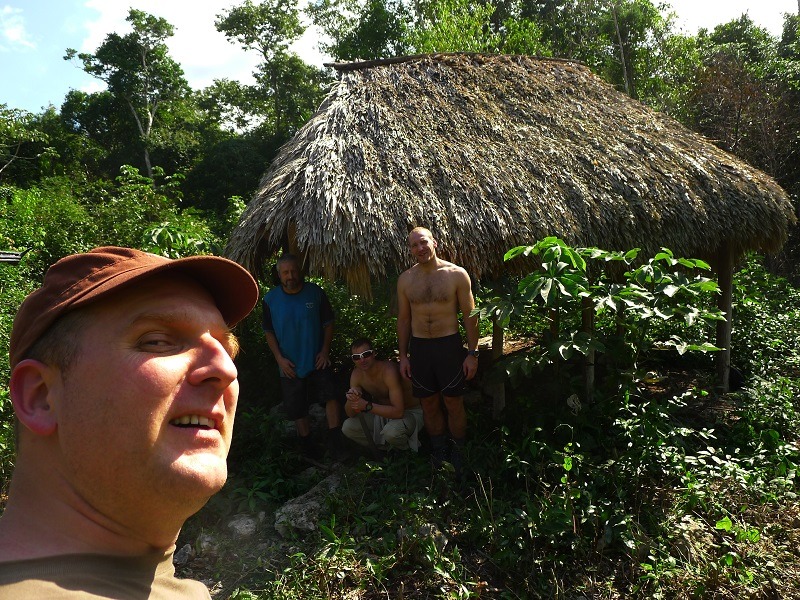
left=0, top=549, right=211, bottom=599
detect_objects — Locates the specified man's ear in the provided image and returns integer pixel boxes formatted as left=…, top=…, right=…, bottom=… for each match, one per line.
left=9, top=359, right=59, bottom=436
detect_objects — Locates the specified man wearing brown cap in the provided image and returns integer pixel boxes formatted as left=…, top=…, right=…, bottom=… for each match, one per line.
left=0, top=247, right=258, bottom=599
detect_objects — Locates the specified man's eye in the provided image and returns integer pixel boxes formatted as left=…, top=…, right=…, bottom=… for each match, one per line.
left=139, top=337, right=176, bottom=351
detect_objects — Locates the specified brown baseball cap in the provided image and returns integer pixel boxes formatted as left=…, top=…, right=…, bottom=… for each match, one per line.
left=9, top=246, right=259, bottom=368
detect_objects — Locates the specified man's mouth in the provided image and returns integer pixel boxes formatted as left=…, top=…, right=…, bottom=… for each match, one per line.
left=170, top=415, right=216, bottom=429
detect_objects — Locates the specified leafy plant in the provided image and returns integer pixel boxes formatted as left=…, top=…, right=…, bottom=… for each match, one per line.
left=477, top=238, right=724, bottom=398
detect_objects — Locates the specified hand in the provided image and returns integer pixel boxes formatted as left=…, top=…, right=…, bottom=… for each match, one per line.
left=277, top=356, right=296, bottom=378
left=315, top=351, right=331, bottom=370
left=346, top=388, right=362, bottom=412
left=399, top=356, right=412, bottom=380
left=463, top=354, right=478, bottom=381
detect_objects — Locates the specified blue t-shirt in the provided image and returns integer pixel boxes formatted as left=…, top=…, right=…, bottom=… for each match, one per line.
left=262, top=282, right=334, bottom=379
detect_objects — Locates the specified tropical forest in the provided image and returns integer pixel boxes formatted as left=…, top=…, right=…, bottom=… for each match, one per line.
left=2, top=0, right=800, bottom=598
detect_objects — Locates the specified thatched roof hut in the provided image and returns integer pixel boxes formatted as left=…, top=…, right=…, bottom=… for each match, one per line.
left=226, top=53, right=795, bottom=296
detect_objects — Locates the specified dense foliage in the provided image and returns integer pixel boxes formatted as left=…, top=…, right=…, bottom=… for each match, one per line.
left=2, top=1, right=800, bottom=598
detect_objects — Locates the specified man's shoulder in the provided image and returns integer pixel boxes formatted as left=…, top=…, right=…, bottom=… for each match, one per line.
left=349, top=366, right=366, bottom=384
left=439, top=261, right=471, bottom=286
left=300, top=281, right=326, bottom=297
left=265, top=282, right=323, bottom=301
left=438, top=260, right=467, bottom=275
left=398, top=266, right=415, bottom=282
left=379, top=359, right=402, bottom=380
left=263, top=286, right=282, bottom=301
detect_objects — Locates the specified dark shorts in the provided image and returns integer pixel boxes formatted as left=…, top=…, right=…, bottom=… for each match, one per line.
left=280, top=367, right=338, bottom=420
left=409, top=333, right=468, bottom=398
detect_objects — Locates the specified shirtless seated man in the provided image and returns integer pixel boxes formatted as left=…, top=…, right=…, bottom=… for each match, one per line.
left=342, top=338, right=423, bottom=452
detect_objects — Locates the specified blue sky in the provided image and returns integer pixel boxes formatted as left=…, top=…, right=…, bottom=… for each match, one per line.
left=1, top=0, right=797, bottom=114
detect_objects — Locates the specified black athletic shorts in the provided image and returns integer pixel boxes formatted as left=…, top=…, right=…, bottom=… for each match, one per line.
left=280, top=367, right=338, bottom=420
left=409, top=333, right=468, bottom=398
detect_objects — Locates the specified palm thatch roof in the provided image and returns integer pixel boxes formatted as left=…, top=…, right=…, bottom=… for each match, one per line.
left=226, top=53, right=796, bottom=296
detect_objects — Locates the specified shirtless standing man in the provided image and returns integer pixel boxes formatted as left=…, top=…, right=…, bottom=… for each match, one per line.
left=397, top=226, right=479, bottom=474
left=342, top=338, right=423, bottom=452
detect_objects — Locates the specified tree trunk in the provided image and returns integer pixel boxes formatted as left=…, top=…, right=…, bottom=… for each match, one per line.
left=611, top=2, right=632, bottom=98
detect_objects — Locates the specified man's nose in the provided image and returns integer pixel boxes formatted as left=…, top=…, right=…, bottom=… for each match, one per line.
left=188, top=336, right=238, bottom=389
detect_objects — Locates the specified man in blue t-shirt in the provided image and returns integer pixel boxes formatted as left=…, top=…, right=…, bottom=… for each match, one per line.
left=262, top=254, right=341, bottom=458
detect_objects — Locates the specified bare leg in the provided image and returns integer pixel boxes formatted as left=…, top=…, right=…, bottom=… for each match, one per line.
left=421, top=393, right=446, bottom=435
left=324, top=399, right=343, bottom=459
left=443, top=395, right=466, bottom=439
left=443, top=395, right=467, bottom=479
left=296, top=416, right=311, bottom=438
left=325, top=398, right=341, bottom=428
left=421, top=394, right=447, bottom=467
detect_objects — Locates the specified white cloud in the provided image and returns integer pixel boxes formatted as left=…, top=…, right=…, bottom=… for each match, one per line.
left=0, top=5, right=35, bottom=51
left=667, top=0, right=796, bottom=37
left=79, top=0, right=266, bottom=90
left=76, top=0, right=331, bottom=92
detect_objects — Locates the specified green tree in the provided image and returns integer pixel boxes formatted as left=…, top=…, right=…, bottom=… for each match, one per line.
left=410, top=0, right=503, bottom=52
left=307, top=0, right=411, bottom=60
left=214, top=0, right=329, bottom=137
left=602, top=0, right=670, bottom=99
left=65, top=9, right=190, bottom=178
left=518, top=0, right=675, bottom=101
left=520, top=0, right=609, bottom=65
left=690, top=16, right=795, bottom=175
left=60, top=90, right=140, bottom=177
left=0, top=105, right=53, bottom=183
left=310, top=0, right=548, bottom=58
left=686, top=14, right=800, bottom=280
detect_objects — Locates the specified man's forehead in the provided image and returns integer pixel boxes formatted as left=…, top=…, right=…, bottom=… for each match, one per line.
left=408, top=232, right=432, bottom=243
left=92, top=275, right=224, bottom=323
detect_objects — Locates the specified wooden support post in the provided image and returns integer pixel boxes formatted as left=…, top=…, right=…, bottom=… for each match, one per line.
left=492, top=314, right=504, bottom=360
left=582, top=296, right=595, bottom=404
left=550, top=308, right=560, bottom=386
left=715, top=242, right=734, bottom=393
left=490, top=315, right=506, bottom=419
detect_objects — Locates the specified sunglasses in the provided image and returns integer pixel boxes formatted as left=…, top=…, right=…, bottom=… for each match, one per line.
left=351, top=349, right=375, bottom=361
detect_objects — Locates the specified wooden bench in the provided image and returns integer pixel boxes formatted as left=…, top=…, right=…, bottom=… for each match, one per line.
left=0, top=249, right=31, bottom=264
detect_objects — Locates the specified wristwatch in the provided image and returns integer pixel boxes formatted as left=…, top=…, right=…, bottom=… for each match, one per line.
left=468, top=349, right=480, bottom=357
left=364, top=402, right=373, bottom=413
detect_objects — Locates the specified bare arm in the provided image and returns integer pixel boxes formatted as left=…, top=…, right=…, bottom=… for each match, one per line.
left=265, top=331, right=296, bottom=378
left=316, top=321, right=333, bottom=370
left=344, top=370, right=363, bottom=417
left=345, top=364, right=404, bottom=419
left=456, top=269, right=479, bottom=380
left=373, top=363, right=404, bottom=419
